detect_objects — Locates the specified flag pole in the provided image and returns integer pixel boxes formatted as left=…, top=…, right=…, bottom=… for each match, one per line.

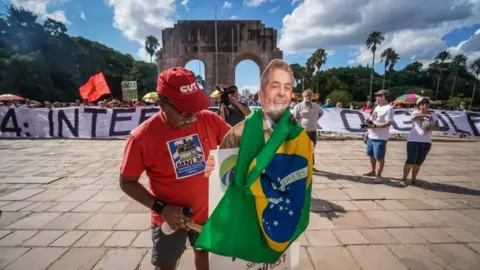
left=215, top=1, right=218, bottom=86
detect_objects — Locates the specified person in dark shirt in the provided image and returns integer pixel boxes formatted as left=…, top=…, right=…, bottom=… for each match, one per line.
left=219, top=85, right=252, bottom=127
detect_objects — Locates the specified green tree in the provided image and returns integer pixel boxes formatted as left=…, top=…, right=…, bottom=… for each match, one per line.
left=325, top=75, right=348, bottom=94
left=144, top=35, right=159, bottom=63
left=365, top=31, right=384, bottom=100
left=0, top=5, right=149, bottom=101
left=380, top=47, right=400, bottom=89
left=290, top=63, right=304, bottom=91
left=434, top=50, right=452, bottom=100
left=471, top=58, right=480, bottom=105
left=445, top=94, right=472, bottom=110
left=303, top=57, right=315, bottom=90
left=326, top=90, right=353, bottom=106
left=195, top=74, right=206, bottom=89
left=386, top=50, right=400, bottom=89
left=449, top=54, right=468, bottom=98
left=309, top=49, right=327, bottom=93
left=43, top=18, right=67, bottom=36
left=124, top=61, right=157, bottom=98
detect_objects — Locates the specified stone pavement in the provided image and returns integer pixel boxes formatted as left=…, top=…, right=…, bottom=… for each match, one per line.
left=0, top=139, right=480, bottom=270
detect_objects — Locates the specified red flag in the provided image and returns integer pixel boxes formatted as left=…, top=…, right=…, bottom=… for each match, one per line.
left=79, top=72, right=111, bottom=102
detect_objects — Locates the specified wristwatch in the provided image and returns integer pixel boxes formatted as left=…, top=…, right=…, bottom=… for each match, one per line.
left=373, top=124, right=377, bottom=128
left=151, top=200, right=166, bottom=215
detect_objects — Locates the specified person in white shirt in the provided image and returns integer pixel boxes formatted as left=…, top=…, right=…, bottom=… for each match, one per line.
left=293, top=89, right=324, bottom=171
left=402, top=97, right=439, bottom=186
left=363, top=90, right=394, bottom=183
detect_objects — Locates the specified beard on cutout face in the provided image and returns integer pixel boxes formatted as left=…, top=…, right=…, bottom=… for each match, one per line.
left=264, top=99, right=289, bottom=120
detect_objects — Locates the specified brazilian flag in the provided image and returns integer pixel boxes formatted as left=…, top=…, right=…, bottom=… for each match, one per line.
left=195, top=108, right=313, bottom=263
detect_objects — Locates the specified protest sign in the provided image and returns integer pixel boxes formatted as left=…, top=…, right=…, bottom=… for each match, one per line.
left=207, top=149, right=300, bottom=270
left=121, top=81, right=138, bottom=101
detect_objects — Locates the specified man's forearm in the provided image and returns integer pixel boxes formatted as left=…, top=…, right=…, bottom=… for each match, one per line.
left=235, top=103, right=251, bottom=116
left=376, top=122, right=392, bottom=128
left=120, top=179, right=156, bottom=209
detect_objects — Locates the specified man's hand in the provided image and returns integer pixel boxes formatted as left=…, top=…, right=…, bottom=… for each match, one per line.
left=161, top=205, right=191, bottom=231
left=205, top=155, right=215, bottom=177
left=230, top=98, right=251, bottom=116
left=229, top=96, right=239, bottom=106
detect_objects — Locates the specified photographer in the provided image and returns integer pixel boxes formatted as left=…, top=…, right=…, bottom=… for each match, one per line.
left=218, top=85, right=251, bottom=127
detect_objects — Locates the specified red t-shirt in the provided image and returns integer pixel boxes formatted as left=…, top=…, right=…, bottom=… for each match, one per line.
left=120, top=110, right=231, bottom=226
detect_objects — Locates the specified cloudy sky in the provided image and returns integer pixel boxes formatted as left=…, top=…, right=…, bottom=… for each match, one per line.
left=4, top=0, right=480, bottom=93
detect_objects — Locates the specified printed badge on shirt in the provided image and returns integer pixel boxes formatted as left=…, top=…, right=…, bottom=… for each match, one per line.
left=167, top=134, right=206, bottom=179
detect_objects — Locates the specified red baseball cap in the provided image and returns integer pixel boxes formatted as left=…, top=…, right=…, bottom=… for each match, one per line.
left=156, top=67, right=210, bottom=114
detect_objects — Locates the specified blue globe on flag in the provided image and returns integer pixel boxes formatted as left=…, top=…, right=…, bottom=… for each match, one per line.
left=219, top=155, right=238, bottom=191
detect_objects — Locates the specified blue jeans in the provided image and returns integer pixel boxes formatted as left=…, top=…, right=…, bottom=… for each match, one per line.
left=406, top=141, right=431, bottom=165
left=366, top=138, right=387, bottom=160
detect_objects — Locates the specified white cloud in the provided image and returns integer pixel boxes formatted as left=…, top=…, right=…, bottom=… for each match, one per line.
left=244, top=0, right=267, bottom=7
left=269, top=6, right=279, bottom=13
left=326, top=49, right=335, bottom=56
left=79, top=11, right=86, bottom=20
left=291, top=0, right=302, bottom=5
left=279, top=0, right=480, bottom=67
left=46, top=10, right=69, bottom=24
left=10, top=0, right=70, bottom=24
left=354, top=27, right=452, bottom=65
left=448, top=30, right=480, bottom=66
left=106, top=0, right=175, bottom=43
left=223, top=1, right=232, bottom=9
left=230, top=15, right=239, bottom=19
left=180, top=0, right=189, bottom=10
left=106, top=0, right=176, bottom=61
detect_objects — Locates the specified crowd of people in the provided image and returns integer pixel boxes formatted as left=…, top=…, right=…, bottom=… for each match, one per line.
left=288, top=87, right=439, bottom=186
left=0, top=98, right=157, bottom=109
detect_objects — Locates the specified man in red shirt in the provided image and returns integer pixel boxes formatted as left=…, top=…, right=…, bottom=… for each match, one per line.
left=120, top=67, right=231, bottom=270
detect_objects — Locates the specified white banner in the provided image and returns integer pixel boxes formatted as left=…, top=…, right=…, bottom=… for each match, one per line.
left=1, top=107, right=479, bottom=139
left=208, top=149, right=299, bottom=270
left=317, top=108, right=480, bottom=137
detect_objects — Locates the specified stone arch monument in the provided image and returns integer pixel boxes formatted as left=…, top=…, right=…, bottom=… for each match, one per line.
left=156, top=20, right=283, bottom=96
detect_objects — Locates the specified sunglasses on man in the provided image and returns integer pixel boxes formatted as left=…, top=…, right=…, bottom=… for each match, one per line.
left=159, top=96, right=193, bottom=117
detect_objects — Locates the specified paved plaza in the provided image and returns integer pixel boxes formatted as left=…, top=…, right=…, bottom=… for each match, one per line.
left=0, top=139, right=480, bottom=270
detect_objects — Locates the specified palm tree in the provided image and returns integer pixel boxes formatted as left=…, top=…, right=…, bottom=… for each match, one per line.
left=290, top=63, right=305, bottom=89
left=365, top=31, right=384, bottom=100
left=195, top=75, right=205, bottom=89
left=387, top=50, right=400, bottom=89
left=144, top=35, right=159, bottom=63
left=471, top=58, right=480, bottom=105
left=303, top=58, right=315, bottom=90
left=380, top=48, right=399, bottom=89
left=380, top=48, right=392, bottom=89
left=450, top=54, right=468, bottom=98
left=310, top=49, right=328, bottom=93
left=434, top=51, right=452, bottom=100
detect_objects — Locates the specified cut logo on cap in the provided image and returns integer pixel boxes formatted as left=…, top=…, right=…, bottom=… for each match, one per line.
left=180, top=82, right=199, bottom=93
